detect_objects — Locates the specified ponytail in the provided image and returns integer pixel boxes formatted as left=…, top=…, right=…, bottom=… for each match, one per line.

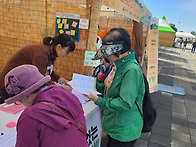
left=43, top=37, right=53, bottom=45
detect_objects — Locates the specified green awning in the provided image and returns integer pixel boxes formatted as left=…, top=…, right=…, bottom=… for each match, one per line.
left=158, top=26, right=176, bottom=33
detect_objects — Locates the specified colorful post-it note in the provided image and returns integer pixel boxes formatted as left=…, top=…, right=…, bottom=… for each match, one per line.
left=58, top=23, right=63, bottom=29
left=71, top=30, right=76, bottom=36
left=64, top=24, right=69, bottom=29
left=72, top=21, right=78, bottom=28
left=59, top=29, right=64, bottom=34
left=66, top=31, right=70, bottom=35
left=62, top=19, right=67, bottom=24
left=57, top=18, right=61, bottom=24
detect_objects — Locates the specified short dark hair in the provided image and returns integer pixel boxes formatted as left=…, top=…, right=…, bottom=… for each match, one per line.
left=103, top=28, right=131, bottom=57
left=43, top=34, right=75, bottom=52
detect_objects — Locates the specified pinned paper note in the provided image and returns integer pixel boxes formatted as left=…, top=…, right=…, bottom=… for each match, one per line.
left=58, top=23, right=63, bottom=29
left=79, top=19, right=89, bottom=29
left=59, top=29, right=64, bottom=34
left=62, top=19, right=67, bottom=24
left=84, top=51, right=100, bottom=66
left=57, top=18, right=61, bottom=24
left=71, top=30, right=76, bottom=36
left=72, top=21, right=78, bottom=28
left=64, top=24, right=69, bottom=29
left=66, top=31, right=70, bottom=35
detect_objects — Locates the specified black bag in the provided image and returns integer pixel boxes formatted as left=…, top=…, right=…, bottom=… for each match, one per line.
left=136, top=74, right=157, bottom=133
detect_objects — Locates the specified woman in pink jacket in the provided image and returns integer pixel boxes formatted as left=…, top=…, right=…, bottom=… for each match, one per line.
left=4, top=65, right=88, bottom=147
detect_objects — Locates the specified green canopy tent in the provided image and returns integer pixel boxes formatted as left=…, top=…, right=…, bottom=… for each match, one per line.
left=158, top=15, right=176, bottom=47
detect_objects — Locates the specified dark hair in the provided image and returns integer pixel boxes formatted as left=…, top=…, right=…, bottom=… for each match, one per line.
left=103, top=28, right=131, bottom=57
left=43, top=34, right=75, bottom=52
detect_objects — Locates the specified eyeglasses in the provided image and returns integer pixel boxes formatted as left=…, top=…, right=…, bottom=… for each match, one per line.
left=62, top=47, right=70, bottom=55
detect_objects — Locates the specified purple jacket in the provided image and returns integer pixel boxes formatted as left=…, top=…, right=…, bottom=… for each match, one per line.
left=16, top=85, right=88, bottom=147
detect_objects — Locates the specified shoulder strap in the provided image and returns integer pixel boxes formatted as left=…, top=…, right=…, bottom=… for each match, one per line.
left=39, top=101, right=86, bottom=137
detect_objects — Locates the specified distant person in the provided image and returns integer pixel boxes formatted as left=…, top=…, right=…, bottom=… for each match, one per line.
left=191, top=40, right=196, bottom=53
left=0, top=33, right=75, bottom=104
left=4, top=65, right=88, bottom=147
left=182, top=38, right=188, bottom=51
left=179, top=38, right=183, bottom=49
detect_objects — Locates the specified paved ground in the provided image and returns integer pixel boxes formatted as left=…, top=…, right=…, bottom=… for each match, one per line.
left=101, top=44, right=196, bottom=147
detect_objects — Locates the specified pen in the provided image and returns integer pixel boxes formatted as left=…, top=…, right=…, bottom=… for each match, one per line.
left=85, top=99, right=90, bottom=102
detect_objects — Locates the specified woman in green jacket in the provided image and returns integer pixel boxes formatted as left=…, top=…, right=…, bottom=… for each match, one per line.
left=87, top=28, right=145, bottom=147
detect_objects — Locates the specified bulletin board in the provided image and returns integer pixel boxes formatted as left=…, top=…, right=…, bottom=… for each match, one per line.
left=55, top=13, right=80, bottom=42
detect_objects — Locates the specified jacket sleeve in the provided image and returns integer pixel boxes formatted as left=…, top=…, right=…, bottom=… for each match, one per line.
left=95, top=67, right=142, bottom=111
left=96, top=82, right=105, bottom=94
left=32, top=54, right=49, bottom=76
left=16, top=115, right=39, bottom=147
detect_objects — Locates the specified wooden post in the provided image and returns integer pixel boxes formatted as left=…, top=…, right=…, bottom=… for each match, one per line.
left=85, top=0, right=102, bottom=76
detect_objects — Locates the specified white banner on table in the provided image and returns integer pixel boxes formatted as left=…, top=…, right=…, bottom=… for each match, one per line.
left=85, top=106, right=102, bottom=147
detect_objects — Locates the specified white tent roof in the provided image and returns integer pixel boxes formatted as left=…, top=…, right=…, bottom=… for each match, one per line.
left=176, top=32, right=195, bottom=39
left=159, top=18, right=170, bottom=27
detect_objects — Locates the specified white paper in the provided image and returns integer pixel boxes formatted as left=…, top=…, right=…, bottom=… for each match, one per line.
left=79, top=19, right=89, bottom=29
left=0, top=130, right=16, bottom=147
left=72, top=73, right=98, bottom=95
left=72, top=89, right=90, bottom=104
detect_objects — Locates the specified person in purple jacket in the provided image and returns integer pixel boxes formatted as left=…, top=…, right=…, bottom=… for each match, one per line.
left=4, top=65, right=88, bottom=147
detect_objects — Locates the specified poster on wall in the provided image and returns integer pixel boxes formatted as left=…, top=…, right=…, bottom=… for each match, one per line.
left=55, top=13, right=80, bottom=42
left=79, top=19, right=89, bottom=29
left=146, top=17, right=159, bottom=93
left=84, top=51, right=100, bottom=67
left=140, top=4, right=152, bottom=26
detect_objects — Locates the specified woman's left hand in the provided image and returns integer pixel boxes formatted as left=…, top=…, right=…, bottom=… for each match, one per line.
left=85, top=91, right=98, bottom=102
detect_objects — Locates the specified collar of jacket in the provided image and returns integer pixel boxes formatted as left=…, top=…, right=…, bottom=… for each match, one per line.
left=114, top=52, right=136, bottom=70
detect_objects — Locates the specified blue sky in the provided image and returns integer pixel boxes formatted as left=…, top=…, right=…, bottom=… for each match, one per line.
left=143, top=0, right=196, bottom=33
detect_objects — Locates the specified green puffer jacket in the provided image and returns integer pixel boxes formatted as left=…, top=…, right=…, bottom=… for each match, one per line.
left=95, top=52, right=145, bottom=142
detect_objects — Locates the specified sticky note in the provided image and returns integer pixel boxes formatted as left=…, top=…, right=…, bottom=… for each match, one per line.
left=64, top=24, right=69, bottom=29
left=66, top=31, right=70, bottom=35
left=71, top=30, right=75, bottom=36
left=6, top=122, right=17, bottom=128
left=57, top=18, right=61, bottom=24
left=59, top=29, right=64, bottom=34
left=58, top=23, right=63, bottom=29
left=72, top=21, right=78, bottom=28
left=62, top=19, right=67, bottom=24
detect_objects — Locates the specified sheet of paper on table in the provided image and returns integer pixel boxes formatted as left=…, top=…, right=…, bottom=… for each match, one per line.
left=0, top=103, right=26, bottom=114
left=0, top=130, right=16, bottom=147
left=72, top=89, right=90, bottom=104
